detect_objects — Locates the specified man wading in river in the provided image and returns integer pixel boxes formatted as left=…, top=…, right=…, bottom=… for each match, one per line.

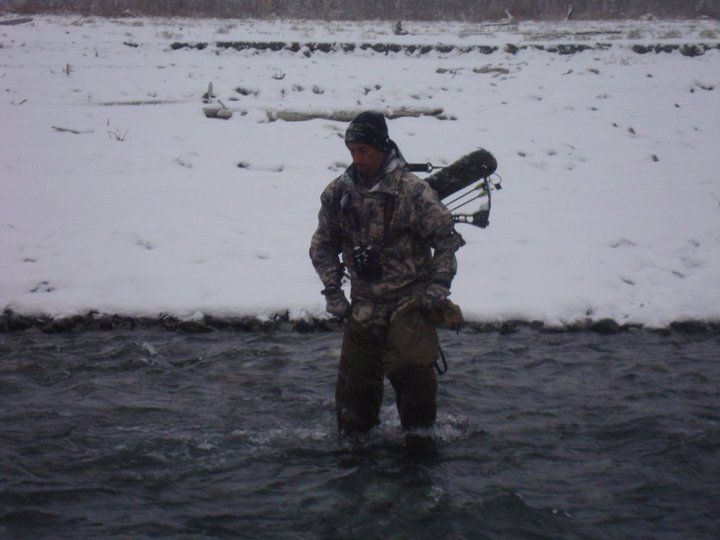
left=309, top=111, right=465, bottom=436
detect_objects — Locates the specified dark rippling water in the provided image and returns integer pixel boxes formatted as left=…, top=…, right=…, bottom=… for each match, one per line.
left=1, top=327, right=718, bottom=539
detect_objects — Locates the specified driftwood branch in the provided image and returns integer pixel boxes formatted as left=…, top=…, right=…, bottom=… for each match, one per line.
left=108, top=128, right=128, bottom=141
left=203, top=99, right=234, bottom=119
left=0, top=17, right=33, bottom=26
left=472, top=64, right=510, bottom=76
left=267, top=107, right=445, bottom=122
left=203, top=105, right=444, bottom=122
left=51, top=126, right=94, bottom=134
left=436, top=67, right=466, bottom=76
left=202, top=81, right=216, bottom=102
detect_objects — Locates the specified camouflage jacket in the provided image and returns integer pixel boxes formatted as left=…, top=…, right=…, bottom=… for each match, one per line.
left=309, top=150, right=464, bottom=316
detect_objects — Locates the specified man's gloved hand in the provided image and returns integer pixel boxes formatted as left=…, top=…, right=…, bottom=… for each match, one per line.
left=424, top=282, right=450, bottom=311
left=322, top=286, right=350, bottom=318
left=422, top=283, right=464, bottom=331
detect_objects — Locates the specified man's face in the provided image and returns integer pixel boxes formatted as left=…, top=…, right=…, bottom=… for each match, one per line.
left=347, top=142, right=385, bottom=178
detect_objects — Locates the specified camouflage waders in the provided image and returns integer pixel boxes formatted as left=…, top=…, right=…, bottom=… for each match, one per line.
left=335, top=307, right=439, bottom=434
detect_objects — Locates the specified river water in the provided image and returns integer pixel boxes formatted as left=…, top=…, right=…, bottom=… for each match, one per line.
left=1, top=327, right=718, bottom=539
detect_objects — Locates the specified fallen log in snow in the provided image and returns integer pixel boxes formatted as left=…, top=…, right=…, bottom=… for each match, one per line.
left=267, top=107, right=444, bottom=122
left=204, top=106, right=444, bottom=121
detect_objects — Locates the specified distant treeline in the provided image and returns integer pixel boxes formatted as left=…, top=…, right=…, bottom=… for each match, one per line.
left=4, top=0, right=719, bottom=20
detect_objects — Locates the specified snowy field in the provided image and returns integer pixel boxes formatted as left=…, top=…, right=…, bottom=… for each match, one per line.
left=1, top=15, right=719, bottom=329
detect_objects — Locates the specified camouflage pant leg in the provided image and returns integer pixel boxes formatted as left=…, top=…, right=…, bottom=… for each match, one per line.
left=335, top=317, right=387, bottom=435
left=384, top=307, right=439, bottom=430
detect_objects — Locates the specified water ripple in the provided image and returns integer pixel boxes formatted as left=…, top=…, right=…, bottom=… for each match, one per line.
left=0, top=329, right=718, bottom=539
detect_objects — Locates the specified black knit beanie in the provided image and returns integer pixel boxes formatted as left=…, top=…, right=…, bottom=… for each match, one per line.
left=344, top=111, right=389, bottom=151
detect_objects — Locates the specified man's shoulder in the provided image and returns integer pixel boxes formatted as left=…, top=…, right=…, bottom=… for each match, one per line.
left=399, top=169, right=426, bottom=187
left=396, top=168, right=439, bottom=199
left=320, top=171, right=350, bottom=204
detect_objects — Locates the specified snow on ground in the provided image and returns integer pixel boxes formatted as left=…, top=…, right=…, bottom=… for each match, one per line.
left=1, top=15, right=719, bottom=328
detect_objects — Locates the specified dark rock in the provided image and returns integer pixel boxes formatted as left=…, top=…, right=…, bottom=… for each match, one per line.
left=557, top=44, right=591, bottom=55
left=499, top=321, right=518, bottom=335
left=178, top=320, right=213, bottom=333
left=1, top=310, right=34, bottom=332
left=680, top=44, right=704, bottom=57
left=291, top=318, right=321, bottom=332
left=670, top=320, right=708, bottom=333
left=203, top=316, right=232, bottom=330
left=48, top=316, right=84, bottom=332
left=589, top=318, right=622, bottom=335
left=96, top=315, right=115, bottom=330
left=566, top=320, right=587, bottom=332
left=477, top=45, right=498, bottom=54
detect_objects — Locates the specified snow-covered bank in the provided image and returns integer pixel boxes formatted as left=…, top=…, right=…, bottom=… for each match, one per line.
left=1, top=16, right=720, bottom=331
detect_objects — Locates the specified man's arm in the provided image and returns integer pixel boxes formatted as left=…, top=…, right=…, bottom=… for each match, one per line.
left=309, top=186, right=345, bottom=290
left=310, top=185, right=352, bottom=318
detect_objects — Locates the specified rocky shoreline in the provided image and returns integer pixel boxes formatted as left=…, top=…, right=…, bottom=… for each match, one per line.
left=1, top=309, right=717, bottom=335
left=168, top=40, right=720, bottom=57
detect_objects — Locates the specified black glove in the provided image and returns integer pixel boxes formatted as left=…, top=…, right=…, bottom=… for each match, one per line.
left=322, top=286, right=350, bottom=318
